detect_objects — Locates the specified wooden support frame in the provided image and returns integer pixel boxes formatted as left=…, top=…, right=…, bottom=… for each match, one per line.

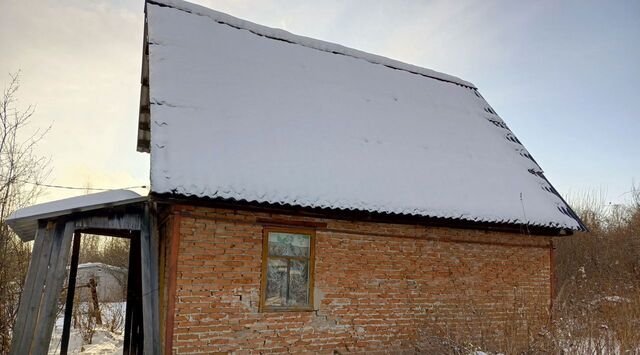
left=10, top=201, right=161, bottom=355
left=10, top=223, right=48, bottom=355
left=10, top=221, right=75, bottom=355
left=32, top=221, right=75, bottom=354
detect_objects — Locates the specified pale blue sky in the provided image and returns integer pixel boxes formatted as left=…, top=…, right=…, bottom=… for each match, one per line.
left=0, top=0, right=638, bottom=204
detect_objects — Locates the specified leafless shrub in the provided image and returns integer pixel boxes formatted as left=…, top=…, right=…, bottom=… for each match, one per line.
left=552, top=187, right=640, bottom=351
left=416, top=188, right=639, bottom=354
left=73, top=289, right=97, bottom=345
left=79, top=234, right=129, bottom=269
left=102, top=302, right=125, bottom=334
left=0, top=72, right=50, bottom=354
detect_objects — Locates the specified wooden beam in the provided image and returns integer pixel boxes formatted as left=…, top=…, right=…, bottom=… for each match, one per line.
left=10, top=223, right=56, bottom=354
left=60, top=231, right=81, bottom=355
left=75, top=228, right=136, bottom=238
left=31, top=221, right=75, bottom=354
left=74, top=213, right=142, bottom=231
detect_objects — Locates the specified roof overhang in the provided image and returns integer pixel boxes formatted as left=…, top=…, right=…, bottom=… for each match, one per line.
left=152, top=192, right=577, bottom=237
left=6, top=190, right=148, bottom=241
left=137, top=5, right=151, bottom=153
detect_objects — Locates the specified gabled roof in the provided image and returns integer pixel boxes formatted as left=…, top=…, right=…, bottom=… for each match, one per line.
left=138, top=0, right=586, bottom=232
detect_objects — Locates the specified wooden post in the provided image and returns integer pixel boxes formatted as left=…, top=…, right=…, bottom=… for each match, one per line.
left=10, top=220, right=74, bottom=354
left=140, top=204, right=161, bottom=354
left=89, top=277, right=102, bottom=325
left=549, top=238, right=557, bottom=321
left=149, top=205, right=161, bottom=354
left=124, top=232, right=143, bottom=355
left=164, top=214, right=181, bottom=354
left=61, top=231, right=81, bottom=355
left=10, top=223, right=46, bottom=354
left=10, top=222, right=56, bottom=354
left=123, top=239, right=134, bottom=355
left=31, top=221, right=75, bottom=354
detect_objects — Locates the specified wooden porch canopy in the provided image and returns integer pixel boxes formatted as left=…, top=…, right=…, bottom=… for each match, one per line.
left=6, top=190, right=161, bottom=355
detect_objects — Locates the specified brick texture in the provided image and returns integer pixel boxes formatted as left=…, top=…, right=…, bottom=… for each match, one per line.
left=165, top=205, right=552, bottom=354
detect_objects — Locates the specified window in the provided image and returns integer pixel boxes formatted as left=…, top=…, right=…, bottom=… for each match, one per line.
left=260, top=228, right=315, bottom=311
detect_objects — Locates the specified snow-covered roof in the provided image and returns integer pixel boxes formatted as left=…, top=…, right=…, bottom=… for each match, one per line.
left=6, top=190, right=146, bottom=241
left=140, top=0, right=586, bottom=232
left=76, top=262, right=127, bottom=273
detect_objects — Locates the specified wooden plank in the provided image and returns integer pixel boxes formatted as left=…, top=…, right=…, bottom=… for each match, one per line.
left=164, top=214, right=181, bottom=354
left=31, top=221, right=75, bottom=354
left=132, top=236, right=144, bottom=354
left=9, top=223, right=47, bottom=354
left=550, top=239, right=557, bottom=319
left=11, top=222, right=56, bottom=354
left=256, top=217, right=327, bottom=229
left=140, top=211, right=152, bottom=354
left=134, top=256, right=144, bottom=355
left=149, top=205, right=161, bottom=355
left=60, top=232, right=81, bottom=355
left=74, top=213, right=142, bottom=231
left=140, top=204, right=160, bottom=354
left=158, top=220, right=166, bottom=348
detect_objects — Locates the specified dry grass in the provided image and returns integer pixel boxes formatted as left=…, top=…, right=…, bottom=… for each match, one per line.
left=551, top=187, right=640, bottom=354
left=420, top=188, right=640, bottom=354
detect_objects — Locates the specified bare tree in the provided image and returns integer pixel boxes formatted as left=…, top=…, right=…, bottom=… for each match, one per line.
left=0, top=72, right=50, bottom=353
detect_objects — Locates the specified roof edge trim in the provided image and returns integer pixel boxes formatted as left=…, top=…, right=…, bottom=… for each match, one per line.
left=151, top=192, right=585, bottom=234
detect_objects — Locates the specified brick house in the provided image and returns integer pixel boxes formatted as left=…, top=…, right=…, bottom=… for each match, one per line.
left=139, top=0, right=585, bottom=353
left=8, top=0, right=586, bottom=354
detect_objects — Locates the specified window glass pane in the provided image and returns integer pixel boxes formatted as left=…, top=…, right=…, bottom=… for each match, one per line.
left=287, top=260, right=309, bottom=306
left=268, top=232, right=310, bottom=257
left=265, top=258, right=288, bottom=307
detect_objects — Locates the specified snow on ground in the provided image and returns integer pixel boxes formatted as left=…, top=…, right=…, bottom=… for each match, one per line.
left=589, top=295, right=631, bottom=305
left=48, top=302, right=125, bottom=355
left=48, top=328, right=123, bottom=355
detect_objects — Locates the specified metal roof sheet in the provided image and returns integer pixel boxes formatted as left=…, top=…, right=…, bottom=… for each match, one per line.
left=6, top=190, right=147, bottom=241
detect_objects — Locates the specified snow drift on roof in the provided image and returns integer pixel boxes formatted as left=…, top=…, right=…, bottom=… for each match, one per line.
left=143, top=0, right=586, bottom=231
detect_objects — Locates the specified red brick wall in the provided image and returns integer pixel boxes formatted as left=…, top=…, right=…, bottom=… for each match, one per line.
left=166, top=205, right=552, bottom=354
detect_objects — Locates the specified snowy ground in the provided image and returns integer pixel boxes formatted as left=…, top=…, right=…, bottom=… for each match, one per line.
left=47, top=302, right=125, bottom=355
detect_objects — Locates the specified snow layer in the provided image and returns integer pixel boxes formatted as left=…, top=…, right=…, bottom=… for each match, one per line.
left=48, top=302, right=125, bottom=354
left=145, top=0, right=585, bottom=231
left=7, top=190, right=141, bottom=221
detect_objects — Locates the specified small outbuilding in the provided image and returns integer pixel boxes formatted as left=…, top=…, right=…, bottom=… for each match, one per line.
left=73, top=263, right=127, bottom=302
left=8, top=0, right=586, bottom=354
